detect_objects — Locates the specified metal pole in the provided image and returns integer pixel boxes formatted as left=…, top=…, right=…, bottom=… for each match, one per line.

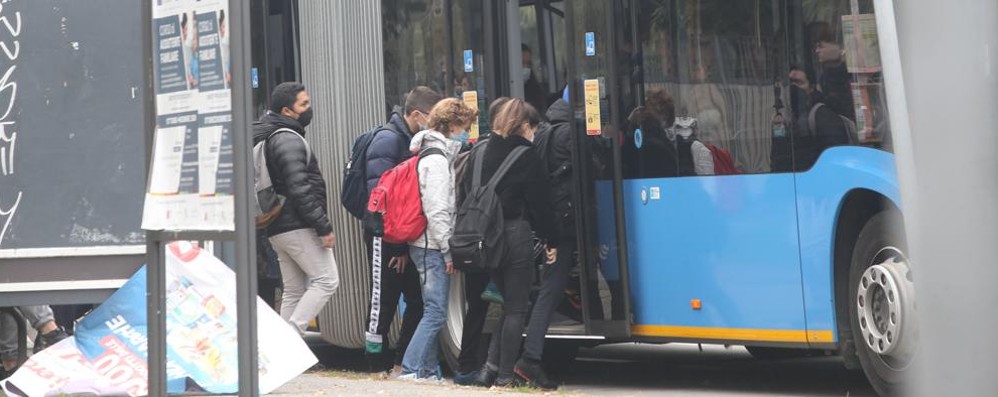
left=143, top=0, right=168, bottom=394
left=506, top=0, right=524, bottom=99
left=230, top=0, right=260, bottom=395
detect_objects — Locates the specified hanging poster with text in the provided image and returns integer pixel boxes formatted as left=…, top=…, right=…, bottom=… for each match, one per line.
left=143, top=0, right=234, bottom=231
left=584, top=79, right=602, bottom=136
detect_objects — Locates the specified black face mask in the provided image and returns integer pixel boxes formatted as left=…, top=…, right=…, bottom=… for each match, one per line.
left=297, top=108, right=314, bottom=127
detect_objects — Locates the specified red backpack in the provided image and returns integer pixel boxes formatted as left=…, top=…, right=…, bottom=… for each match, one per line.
left=705, top=143, right=740, bottom=175
left=366, top=147, right=444, bottom=244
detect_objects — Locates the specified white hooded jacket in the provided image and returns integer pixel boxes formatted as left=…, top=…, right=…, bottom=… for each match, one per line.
left=408, top=130, right=462, bottom=262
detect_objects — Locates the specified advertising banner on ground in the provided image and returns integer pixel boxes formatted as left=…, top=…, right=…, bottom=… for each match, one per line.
left=0, top=242, right=316, bottom=396
left=143, top=0, right=235, bottom=231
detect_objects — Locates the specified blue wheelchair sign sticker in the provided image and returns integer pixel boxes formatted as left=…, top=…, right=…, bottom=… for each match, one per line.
left=251, top=67, right=259, bottom=88
left=585, top=32, right=596, bottom=56
left=464, top=50, right=474, bottom=72
left=634, top=128, right=643, bottom=149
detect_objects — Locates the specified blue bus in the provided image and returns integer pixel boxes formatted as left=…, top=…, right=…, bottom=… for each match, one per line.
left=375, top=1, right=915, bottom=396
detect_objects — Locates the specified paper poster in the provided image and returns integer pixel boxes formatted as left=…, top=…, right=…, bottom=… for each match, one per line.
left=842, top=14, right=881, bottom=73
left=148, top=126, right=187, bottom=195
left=1, top=242, right=316, bottom=396
left=584, top=79, right=602, bottom=136
left=462, top=90, right=480, bottom=140
left=144, top=0, right=234, bottom=231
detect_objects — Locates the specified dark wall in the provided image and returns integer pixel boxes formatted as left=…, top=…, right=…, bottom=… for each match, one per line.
left=0, top=0, right=146, bottom=250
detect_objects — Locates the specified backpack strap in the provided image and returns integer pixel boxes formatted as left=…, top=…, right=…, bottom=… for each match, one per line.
left=807, top=102, right=824, bottom=135
left=485, top=146, right=529, bottom=189
left=269, top=128, right=311, bottom=166
left=471, top=139, right=489, bottom=191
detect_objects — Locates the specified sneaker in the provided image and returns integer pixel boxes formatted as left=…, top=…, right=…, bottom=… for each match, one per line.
left=492, top=376, right=525, bottom=389
left=480, top=282, right=504, bottom=305
left=453, top=370, right=479, bottom=386
left=396, top=373, right=420, bottom=382
left=514, top=357, right=558, bottom=390
left=470, top=366, right=498, bottom=388
left=35, top=327, right=68, bottom=352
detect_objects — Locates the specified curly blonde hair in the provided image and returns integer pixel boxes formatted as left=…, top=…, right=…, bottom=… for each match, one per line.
left=427, top=98, right=479, bottom=135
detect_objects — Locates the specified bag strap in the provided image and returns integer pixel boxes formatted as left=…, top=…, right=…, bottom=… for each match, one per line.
left=269, top=128, right=311, bottom=166
left=471, top=139, right=489, bottom=191
left=807, top=103, right=824, bottom=136
left=485, top=146, right=529, bottom=189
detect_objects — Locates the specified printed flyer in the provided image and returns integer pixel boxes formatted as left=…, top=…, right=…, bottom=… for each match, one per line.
left=143, top=0, right=234, bottom=231
left=1, top=242, right=316, bottom=396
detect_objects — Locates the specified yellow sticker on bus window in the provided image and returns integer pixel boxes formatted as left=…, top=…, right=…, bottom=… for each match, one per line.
left=584, top=79, right=601, bottom=136
left=462, top=90, right=480, bottom=140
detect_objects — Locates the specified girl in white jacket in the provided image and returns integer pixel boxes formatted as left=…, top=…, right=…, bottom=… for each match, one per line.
left=398, top=98, right=478, bottom=381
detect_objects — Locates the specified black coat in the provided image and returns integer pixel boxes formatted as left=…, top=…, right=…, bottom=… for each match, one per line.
left=253, top=112, right=332, bottom=237
left=540, top=99, right=578, bottom=238
left=461, top=134, right=560, bottom=248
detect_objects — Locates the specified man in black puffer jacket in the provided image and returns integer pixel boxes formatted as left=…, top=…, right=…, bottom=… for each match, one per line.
left=252, top=82, right=339, bottom=337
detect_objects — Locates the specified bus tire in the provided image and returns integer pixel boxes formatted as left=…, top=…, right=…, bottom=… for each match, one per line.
left=848, top=211, right=916, bottom=397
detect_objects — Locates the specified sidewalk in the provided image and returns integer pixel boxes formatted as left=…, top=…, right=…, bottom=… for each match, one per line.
left=271, top=370, right=580, bottom=397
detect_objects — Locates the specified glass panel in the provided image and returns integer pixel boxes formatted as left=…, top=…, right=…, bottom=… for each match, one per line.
left=788, top=0, right=892, bottom=171
left=382, top=0, right=449, bottom=113
left=622, top=0, right=790, bottom=178
left=451, top=0, right=491, bottom=140
left=567, top=1, right=627, bottom=322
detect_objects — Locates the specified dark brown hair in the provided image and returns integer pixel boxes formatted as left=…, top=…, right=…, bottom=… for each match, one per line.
left=491, top=98, right=541, bottom=138
left=404, top=86, right=444, bottom=116
left=427, top=98, right=479, bottom=135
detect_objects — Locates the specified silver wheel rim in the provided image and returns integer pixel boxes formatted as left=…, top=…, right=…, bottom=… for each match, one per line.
left=444, top=273, right=466, bottom=356
left=856, top=246, right=917, bottom=370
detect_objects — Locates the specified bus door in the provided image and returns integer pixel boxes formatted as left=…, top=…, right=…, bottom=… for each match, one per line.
left=603, top=0, right=811, bottom=346
left=561, top=1, right=635, bottom=338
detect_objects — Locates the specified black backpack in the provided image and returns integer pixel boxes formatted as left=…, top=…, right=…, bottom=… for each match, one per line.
left=340, top=124, right=401, bottom=220
left=449, top=142, right=528, bottom=272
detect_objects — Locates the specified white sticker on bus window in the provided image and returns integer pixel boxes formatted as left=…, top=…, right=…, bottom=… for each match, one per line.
left=650, top=187, right=661, bottom=200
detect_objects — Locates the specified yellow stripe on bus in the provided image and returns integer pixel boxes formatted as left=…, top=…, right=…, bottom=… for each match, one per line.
left=631, top=325, right=835, bottom=344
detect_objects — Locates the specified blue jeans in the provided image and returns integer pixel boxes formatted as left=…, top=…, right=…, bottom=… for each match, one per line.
left=401, top=246, right=450, bottom=378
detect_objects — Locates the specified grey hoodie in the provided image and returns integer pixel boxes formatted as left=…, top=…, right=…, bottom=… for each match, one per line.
left=408, top=130, right=462, bottom=262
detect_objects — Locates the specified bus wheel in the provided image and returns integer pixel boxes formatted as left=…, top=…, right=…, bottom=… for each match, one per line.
left=440, top=274, right=467, bottom=375
left=849, top=211, right=917, bottom=397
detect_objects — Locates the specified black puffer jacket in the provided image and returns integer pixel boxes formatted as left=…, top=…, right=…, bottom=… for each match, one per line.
left=253, top=111, right=333, bottom=237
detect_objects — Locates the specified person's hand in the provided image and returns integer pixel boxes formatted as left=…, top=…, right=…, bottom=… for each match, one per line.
left=788, top=69, right=812, bottom=92
left=321, top=233, right=336, bottom=249
left=389, top=256, right=409, bottom=273
left=446, top=262, right=457, bottom=274
left=545, top=247, right=558, bottom=265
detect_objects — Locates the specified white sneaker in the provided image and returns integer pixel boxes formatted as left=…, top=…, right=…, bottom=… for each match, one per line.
left=396, top=373, right=420, bottom=382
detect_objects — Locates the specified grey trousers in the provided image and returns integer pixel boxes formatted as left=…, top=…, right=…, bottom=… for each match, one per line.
left=269, top=228, right=340, bottom=335
left=0, top=305, right=55, bottom=360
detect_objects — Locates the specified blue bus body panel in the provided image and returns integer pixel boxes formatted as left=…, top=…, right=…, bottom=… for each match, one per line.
left=615, top=173, right=807, bottom=332
left=794, top=147, right=901, bottom=342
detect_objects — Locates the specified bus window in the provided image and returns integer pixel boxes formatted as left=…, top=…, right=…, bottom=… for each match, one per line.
left=382, top=0, right=450, bottom=113
left=622, top=0, right=791, bottom=178
left=788, top=0, right=893, bottom=171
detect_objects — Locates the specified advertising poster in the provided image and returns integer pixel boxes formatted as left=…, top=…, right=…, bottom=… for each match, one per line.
left=584, top=79, right=602, bottom=136
left=462, top=90, right=480, bottom=140
left=842, top=14, right=882, bottom=74
left=143, top=0, right=234, bottom=231
left=1, top=242, right=316, bottom=396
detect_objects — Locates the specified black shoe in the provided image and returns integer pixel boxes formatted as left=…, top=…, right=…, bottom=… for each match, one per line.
left=453, top=370, right=479, bottom=386
left=493, top=376, right=525, bottom=388
left=470, top=366, right=498, bottom=388
left=514, top=357, right=558, bottom=390
left=35, top=327, right=68, bottom=353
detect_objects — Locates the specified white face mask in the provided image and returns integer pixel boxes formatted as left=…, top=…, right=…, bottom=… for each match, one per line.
left=521, top=67, right=532, bottom=80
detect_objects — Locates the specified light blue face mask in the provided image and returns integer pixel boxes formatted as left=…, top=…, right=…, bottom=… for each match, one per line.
left=452, top=129, right=470, bottom=143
